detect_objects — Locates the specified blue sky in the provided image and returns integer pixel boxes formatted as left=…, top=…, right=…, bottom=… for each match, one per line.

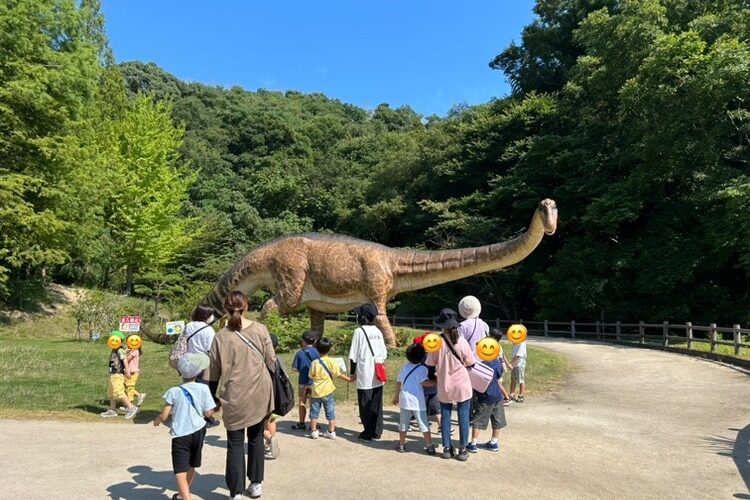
left=102, top=1, right=536, bottom=117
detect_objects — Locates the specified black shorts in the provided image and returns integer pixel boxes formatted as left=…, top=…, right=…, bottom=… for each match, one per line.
left=171, top=426, right=207, bottom=474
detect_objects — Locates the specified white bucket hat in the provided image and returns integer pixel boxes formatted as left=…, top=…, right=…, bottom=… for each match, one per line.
left=458, top=295, right=482, bottom=319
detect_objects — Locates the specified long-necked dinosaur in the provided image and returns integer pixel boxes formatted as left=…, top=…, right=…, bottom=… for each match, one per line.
left=201, top=199, right=558, bottom=347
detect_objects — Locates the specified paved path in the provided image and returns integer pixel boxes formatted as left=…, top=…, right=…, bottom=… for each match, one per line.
left=3, top=339, right=749, bottom=499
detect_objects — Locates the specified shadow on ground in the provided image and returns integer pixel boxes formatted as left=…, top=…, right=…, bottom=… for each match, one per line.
left=108, top=465, right=226, bottom=500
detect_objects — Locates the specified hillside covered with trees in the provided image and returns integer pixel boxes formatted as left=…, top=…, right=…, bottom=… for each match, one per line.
left=2, top=0, right=749, bottom=325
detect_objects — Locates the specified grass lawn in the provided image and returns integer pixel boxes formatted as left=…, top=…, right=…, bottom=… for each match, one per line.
left=0, top=311, right=572, bottom=422
left=668, top=340, right=750, bottom=360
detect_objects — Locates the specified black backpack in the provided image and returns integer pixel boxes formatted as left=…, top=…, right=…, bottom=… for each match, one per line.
left=271, top=358, right=295, bottom=416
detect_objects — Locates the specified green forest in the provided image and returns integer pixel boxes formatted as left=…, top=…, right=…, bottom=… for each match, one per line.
left=2, top=0, right=749, bottom=325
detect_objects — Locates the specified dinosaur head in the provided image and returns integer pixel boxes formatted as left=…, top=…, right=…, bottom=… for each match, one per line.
left=538, top=199, right=558, bottom=236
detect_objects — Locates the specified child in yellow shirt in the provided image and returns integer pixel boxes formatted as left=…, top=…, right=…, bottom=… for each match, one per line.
left=308, top=337, right=353, bottom=440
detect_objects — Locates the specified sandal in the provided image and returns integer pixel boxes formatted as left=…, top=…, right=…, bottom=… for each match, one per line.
left=516, top=395, right=525, bottom=403
left=171, top=494, right=183, bottom=500
left=395, top=443, right=406, bottom=453
left=290, top=422, right=307, bottom=430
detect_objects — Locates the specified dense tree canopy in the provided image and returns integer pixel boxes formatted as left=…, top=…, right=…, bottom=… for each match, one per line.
left=2, top=0, right=749, bottom=326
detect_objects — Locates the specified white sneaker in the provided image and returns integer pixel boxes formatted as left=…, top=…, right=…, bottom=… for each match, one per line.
left=100, top=409, right=118, bottom=418
left=230, top=494, right=244, bottom=500
left=309, top=429, right=319, bottom=439
left=124, top=406, right=138, bottom=420
left=248, top=482, right=262, bottom=498
left=135, top=393, right=146, bottom=406
left=323, top=430, right=336, bottom=440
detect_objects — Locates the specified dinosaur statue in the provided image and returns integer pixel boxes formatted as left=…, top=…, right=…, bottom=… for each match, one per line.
left=201, top=199, right=558, bottom=347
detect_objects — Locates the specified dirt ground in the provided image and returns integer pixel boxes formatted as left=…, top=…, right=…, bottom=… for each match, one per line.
left=3, top=338, right=749, bottom=499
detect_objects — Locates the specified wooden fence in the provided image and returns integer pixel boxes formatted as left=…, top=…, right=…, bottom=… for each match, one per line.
left=356, top=315, right=750, bottom=358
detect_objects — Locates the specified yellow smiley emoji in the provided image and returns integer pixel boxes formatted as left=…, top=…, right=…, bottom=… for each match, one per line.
left=476, top=337, right=500, bottom=361
left=422, top=333, right=443, bottom=353
left=126, top=334, right=142, bottom=350
left=107, top=335, right=122, bottom=349
left=507, top=324, right=528, bottom=345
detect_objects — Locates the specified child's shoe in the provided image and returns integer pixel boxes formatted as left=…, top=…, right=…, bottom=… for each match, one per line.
left=425, top=444, right=436, bottom=456
left=503, top=398, right=513, bottom=407
left=309, top=429, right=319, bottom=439
left=466, top=442, right=478, bottom=453
left=395, top=443, right=406, bottom=453
left=322, top=430, right=336, bottom=440
left=100, top=409, right=118, bottom=418
left=441, top=447, right=453, bottom=459
left=480, top=440, right=500, bottom=452
left=455, top=448, right=469, bottom=462
left=124, top=406, right=138, bottom=420
left=290, top=422, right=307, bottom=431
left=264, top=446, right=274, bottom=460
left=516, top=395, right=525, bottom=403
left=135, top=393, right=146, bottom=406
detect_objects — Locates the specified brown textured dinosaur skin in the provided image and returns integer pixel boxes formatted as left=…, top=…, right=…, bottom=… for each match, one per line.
left=201, top=199, right=558, bottom=347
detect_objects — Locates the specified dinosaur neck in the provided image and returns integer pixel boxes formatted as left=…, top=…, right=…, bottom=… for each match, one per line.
left=392, top=211, right=546, bottom=294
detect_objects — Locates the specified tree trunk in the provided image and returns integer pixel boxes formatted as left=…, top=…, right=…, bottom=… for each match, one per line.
left=124, top=264, right=133, bottom=296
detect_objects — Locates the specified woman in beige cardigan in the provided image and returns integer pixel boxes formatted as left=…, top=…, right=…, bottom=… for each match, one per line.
left=208, top=291, right=275, bottom=500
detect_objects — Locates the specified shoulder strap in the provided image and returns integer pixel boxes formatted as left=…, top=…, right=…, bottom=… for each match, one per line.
left=316, top=358, right=334, bottom=380
left=442, top=334, right=474, bottom=368
left=303, top=347, right=315, bottom=363
left=234, top=330, right=265, bottom=362
left=185, top=323, right=210, bottom=344
left=359, top=327, right=375, bottom=356
left=180, top=385, right=202, bottom=417
left=402, top=364, right=421, bottom=385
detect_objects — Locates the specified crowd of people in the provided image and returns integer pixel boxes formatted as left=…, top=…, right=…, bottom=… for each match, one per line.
left=111, top=292, right=528, bottom=500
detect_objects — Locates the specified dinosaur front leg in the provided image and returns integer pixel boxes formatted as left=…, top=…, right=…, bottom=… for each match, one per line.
left=259, top=297, right=279, bottom=319
left=372, top=301, right=397, bottom=349
left=308, top=308, right=325, bottom=338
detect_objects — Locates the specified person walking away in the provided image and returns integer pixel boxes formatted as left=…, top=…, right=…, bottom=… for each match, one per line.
left=208, top=291, right=275, bottom=499
left=348, top=303, right=388, bottom=442
left=153, top=353, right=216, bottom=500
left=185, top=305, right=219, bottom=427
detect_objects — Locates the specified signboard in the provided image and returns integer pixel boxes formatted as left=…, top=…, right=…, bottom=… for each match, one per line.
left=166, top=321, right=185, bottom=336
left=119, top=315, right=141, bottom=332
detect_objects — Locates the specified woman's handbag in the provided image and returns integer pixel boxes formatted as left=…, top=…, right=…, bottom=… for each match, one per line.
left=442, top=334, right=493, bottom=393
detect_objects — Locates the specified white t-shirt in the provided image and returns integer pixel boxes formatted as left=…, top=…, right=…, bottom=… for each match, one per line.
left=397, top=362, right=428, bottom=411
left=184, top=321, right=216, bottom=355
left=348, top=325, right=388, bottom=390
left=512, top=341, right=527, bottom=360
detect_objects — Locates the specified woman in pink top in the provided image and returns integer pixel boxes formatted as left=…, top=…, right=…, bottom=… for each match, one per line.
left=425, top=308, right=474, bottom=462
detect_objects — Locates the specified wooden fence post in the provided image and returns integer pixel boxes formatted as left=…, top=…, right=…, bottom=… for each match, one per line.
left=393, top=315, right=398, bottom=327
left=544, top=320, right=549, bottom=337
left=639, top=321, right=645, bottom=344
left=734, top=324, right=741, bottom=356
left=571, top=320, right=576, bottom=339
left=616, top=321, right=621, bottom=342
left=596, top=321, right=601, bottom=340
left=686, top=322, right=692, bottom=349
left=710, top=323, right=717, bottom=353
left=496, top=318, right=500, bottom=329
left=663, top=321, right=669, bottom=347
left=412, top=316, right=416, bottom=329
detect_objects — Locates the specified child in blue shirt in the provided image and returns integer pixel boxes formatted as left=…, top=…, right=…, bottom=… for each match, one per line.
left=290, top=330, right=320, bottom=430
left=467, top=329, right=507, bottom=453
left=153, top=353, right=216, bottom=500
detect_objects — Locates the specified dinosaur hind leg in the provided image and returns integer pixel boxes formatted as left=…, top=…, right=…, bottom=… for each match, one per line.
left=259, top=297, right=279, bottom=319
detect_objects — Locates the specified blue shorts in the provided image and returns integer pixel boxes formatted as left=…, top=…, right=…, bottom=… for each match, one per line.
left=310, top=394, right=336, bottom=421
left=399, top=409, right=429, bottom=433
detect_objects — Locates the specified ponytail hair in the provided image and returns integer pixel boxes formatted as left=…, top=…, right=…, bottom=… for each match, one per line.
left=224, top=291, right=248, bottom=332
left=445, top=326, right=459, bottom=345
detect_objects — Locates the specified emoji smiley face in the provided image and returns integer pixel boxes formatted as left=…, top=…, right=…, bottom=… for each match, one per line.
left=476, top=337, right=500, bottom=361
left=422, top=333, right=443, bottom=353
left=107, top=335, right=122, bottom=349
left=126, top=334, right=142, bottom=350
left=507, top=324, right=528, bottom=345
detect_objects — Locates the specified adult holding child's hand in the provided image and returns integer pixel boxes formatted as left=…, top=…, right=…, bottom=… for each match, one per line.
left=208, top=291, right=276, bottom=500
